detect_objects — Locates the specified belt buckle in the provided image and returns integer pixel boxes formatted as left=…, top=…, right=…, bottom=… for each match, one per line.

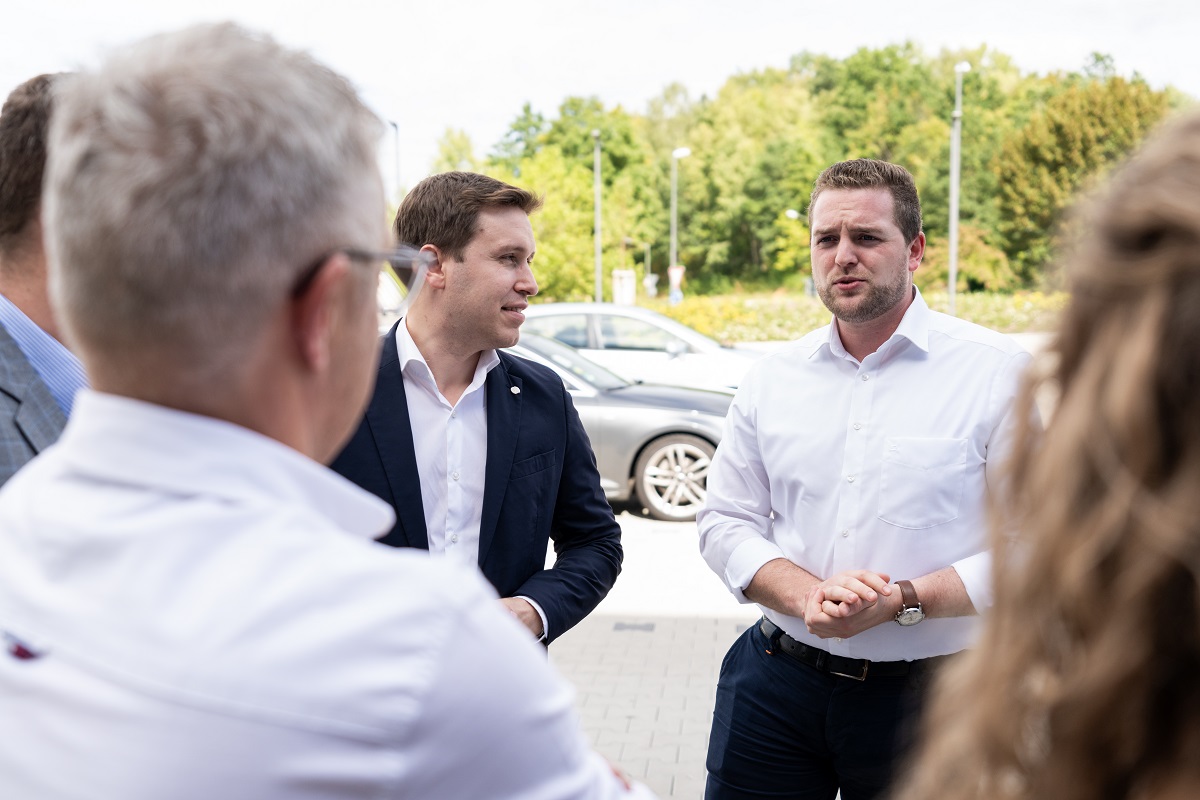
left=829, top=661, right=869, bottom=681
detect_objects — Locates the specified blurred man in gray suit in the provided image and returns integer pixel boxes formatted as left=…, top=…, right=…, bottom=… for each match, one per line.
left=0, top=73, right=86, bottom=486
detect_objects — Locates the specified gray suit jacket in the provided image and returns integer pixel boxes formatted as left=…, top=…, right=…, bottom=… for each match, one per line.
left=0, top=321, right=67, bottom=487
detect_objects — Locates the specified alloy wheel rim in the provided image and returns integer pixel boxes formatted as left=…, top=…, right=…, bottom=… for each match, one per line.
left=641, top=442, right=712, bottom=519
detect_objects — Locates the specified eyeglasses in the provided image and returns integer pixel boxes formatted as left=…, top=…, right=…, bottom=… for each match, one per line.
left=292, top=245, right=431, bottom=316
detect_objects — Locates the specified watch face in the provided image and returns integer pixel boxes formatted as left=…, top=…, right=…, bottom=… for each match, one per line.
left=896, top=607, right=925, bottom=627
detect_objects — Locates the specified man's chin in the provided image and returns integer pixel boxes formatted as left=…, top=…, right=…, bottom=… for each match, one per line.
left=489, top=329, right=521, bottom=351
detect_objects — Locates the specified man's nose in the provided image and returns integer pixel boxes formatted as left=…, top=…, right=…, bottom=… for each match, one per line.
left=517, top=264, right=539, bottom=297
left=834, top=238, right=858, bottom=268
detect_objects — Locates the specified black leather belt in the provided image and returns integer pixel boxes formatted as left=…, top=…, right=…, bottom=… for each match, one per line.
left=759, top=618, right=952, bottom=681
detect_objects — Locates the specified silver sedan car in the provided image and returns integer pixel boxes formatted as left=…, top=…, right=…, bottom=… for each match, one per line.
left=523, top=302, right=762, bottom=393
left=507, top=334, right=732, bottom=522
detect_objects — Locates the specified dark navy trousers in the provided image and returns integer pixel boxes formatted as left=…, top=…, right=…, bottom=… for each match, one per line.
left=705, top=622, right=939, bottom=800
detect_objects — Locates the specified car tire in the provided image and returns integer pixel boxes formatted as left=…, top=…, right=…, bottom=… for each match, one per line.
left=633, top=433, right=716, bottom=522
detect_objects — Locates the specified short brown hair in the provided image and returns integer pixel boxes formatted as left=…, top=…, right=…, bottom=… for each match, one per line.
left=809, top=158, right=922, bottom=243
left=394, top=171, right=542, bottom=260
left=0, top=73, right=64, bottom=257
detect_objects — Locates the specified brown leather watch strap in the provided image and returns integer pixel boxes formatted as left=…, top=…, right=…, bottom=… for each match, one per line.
left=896, top=579, right=920, bottom=610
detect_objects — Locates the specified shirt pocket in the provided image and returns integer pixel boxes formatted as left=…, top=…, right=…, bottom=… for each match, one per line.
left=877, top=437, right=967, bottom=529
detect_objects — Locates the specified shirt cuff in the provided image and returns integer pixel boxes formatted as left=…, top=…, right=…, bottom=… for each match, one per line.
left=951, top=551, right=992, bottom=612
left=724, top=537, right=788, bottom=604
left=515, top=595, right=549, bottom=642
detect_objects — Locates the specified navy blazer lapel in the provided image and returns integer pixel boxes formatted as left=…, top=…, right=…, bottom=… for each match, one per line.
left=366, top=323, right=428, bottom=550
left=478, top=359, right=521, bottom=565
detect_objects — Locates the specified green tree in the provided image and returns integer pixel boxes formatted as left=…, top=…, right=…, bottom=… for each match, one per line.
left=672, top=67, right=824, bottom=287
left=489, top=103, right=547, bottom=175
left=490, top=145, right=594, bottom=301
left=430, top=127, right=481, bottom=173
left=995, top=75, right=1171, bottom=282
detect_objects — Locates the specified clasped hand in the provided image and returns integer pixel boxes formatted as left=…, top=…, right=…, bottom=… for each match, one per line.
left=803, top=570, right=893, bottom=639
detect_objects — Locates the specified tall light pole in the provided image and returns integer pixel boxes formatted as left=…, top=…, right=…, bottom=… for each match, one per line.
left=593, top=129, right=603, bottom=302
left=947, top=61, right=971, bottom=316
left=670, top=146, right=691, bottom=271
left=388, top=120, right=401, bottom=202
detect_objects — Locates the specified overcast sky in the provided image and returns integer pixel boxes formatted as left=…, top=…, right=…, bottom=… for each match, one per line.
left=6, top=0, right=1197, bottom=194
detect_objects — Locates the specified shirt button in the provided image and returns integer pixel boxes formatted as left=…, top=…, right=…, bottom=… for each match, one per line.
left=853, top=423, right=862, bottom=430
left=450, top=411, right=456, bottom=419
left=451, top=471, right=460, bottom=481
left=450, top=534, right=459, bottom=543
left=833, top=637, right=843, bottom=643
left=846, top=476, right=855, bottom=483
left=861, top=373, right=870, bottom=381
left=841, top=529, right=849, bottom=538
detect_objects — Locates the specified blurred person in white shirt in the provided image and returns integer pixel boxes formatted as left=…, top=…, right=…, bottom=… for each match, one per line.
left=698, top=158, right=1033, bottom=800
left=0, top=22, right=653, bottom=800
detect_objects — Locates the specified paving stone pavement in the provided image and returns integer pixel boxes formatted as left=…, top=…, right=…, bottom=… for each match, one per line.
left=541, top=510, right=759, bottom=798
left=551, top=614, right=753, bottom=799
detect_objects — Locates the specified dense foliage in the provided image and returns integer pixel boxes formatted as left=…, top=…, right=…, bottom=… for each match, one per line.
left=427, top=45, right=1188, bottom=302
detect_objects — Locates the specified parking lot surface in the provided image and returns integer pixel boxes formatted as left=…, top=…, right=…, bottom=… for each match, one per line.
left=549, top=512, right=758, bottom=799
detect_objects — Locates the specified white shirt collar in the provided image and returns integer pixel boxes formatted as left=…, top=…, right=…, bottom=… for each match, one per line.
left=57, top=391, right=394, bottom=540
left=396, top=318, right=500, bottom=397
left=823, top=286, right=932, bottom=361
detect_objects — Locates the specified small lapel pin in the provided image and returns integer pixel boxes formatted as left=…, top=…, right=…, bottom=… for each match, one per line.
left=510, top=386, right=521, bottom=395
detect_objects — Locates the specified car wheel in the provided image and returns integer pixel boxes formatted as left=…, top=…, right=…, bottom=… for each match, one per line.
left=633, top=433, right=716, bottom=522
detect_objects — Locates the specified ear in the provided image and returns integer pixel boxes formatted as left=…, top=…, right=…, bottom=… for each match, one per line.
left=291, top=253, right=352, bottom=373
left=907, top=232, right=926, bottom=274
left=421, top=243, right=448, bottom=291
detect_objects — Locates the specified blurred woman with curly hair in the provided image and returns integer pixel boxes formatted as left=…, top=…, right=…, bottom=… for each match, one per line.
left=893, top=109, right=1200, bottom=800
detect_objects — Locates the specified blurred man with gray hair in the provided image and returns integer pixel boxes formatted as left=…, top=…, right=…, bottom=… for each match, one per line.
left=0, top=23, right=652, bottom=800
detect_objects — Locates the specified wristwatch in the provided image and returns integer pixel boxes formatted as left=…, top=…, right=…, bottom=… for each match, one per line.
left=894, top=580, right=925, bottom=626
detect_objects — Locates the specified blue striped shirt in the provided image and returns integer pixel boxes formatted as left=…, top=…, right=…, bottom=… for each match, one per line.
left=0, top=293, right=86, bottom=416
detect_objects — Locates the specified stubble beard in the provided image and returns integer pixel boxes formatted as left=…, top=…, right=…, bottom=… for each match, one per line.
left=817, top=264, right=910, bottom=325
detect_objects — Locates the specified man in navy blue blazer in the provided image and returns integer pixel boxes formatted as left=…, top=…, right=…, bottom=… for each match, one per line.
left=331, top=172, right=622, bottom=643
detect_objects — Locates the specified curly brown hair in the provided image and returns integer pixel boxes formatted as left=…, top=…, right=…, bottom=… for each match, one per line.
left=893, top=110, right=1200, bottom=800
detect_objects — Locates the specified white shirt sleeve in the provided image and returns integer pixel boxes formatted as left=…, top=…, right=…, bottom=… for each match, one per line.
left=400, top=577, right=656, bottom=799
left=953, top=349, right=1038, bottom=612
left=697, top=379, right=785, bottom=603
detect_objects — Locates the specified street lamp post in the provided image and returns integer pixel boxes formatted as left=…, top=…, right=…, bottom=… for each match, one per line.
left=948, top=61, right=971, bottom=316
left=670, top=146, right=691, bottom=272
left=387, top=120, right=401, bottom=202
left=593, top=129, right=603, bottom=303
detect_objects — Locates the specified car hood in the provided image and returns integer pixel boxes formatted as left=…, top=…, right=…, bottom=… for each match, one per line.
left=604, top=383, right=733, bottom=417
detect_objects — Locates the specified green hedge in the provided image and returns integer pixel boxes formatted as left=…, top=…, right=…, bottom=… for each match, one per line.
left=642, top=290, right=1067, bottom=345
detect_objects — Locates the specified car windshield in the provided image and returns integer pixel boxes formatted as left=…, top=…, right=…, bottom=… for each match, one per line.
left=516, top=333, right=630, bottom=391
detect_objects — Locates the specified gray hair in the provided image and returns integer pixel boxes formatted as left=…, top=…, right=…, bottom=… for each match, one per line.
left=44, top=23, right=384, bottom=383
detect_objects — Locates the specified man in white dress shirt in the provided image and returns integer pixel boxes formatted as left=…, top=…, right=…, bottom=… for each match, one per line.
left=698, top=158, right=1032, bottom=800
left=0, top=23, right=652, bottom=800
